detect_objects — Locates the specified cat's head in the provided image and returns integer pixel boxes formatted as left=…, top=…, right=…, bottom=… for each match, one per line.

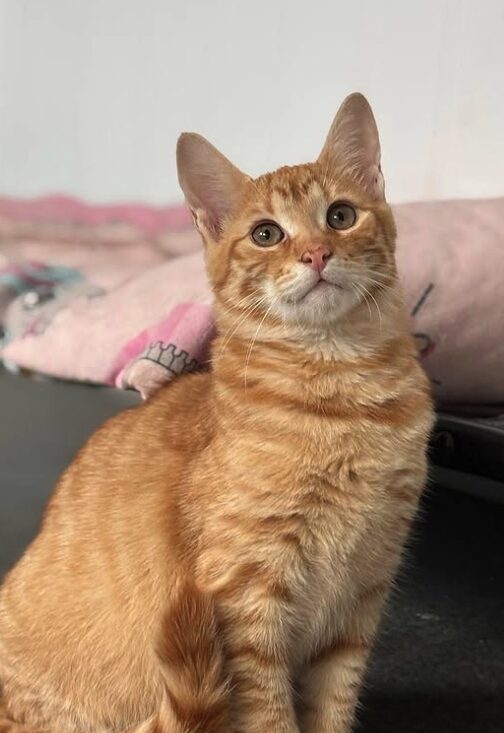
left=177, top=93, right=397, bottom=333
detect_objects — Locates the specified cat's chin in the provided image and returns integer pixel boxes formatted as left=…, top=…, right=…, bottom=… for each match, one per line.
left=301, top=279, right=341, bottom=302
left=272, top=283, right=359, bottom=328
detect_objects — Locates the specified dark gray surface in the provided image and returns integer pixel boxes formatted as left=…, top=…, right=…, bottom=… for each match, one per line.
left=0, top=371, right=503, bottom=732
left=0, top=369, right=139, bottom=573
left=362, top=487, right=504, bottom=732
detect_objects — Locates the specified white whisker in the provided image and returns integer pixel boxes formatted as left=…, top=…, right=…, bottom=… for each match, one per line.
left=243, top=300, right=277, bottom=388
left=215, top=293, right=269, bottom=361
left=360, top=283, right=383, bottom=330
left=352, top=282, right=373, bottom=323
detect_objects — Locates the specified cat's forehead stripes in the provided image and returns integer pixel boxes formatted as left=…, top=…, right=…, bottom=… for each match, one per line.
left=251, top=165, right=330, bottom=235
left=255, top=165, right=323, bottom=203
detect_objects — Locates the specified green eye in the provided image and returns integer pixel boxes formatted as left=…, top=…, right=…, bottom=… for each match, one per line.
left=251, top=222, right=284, bottom=247
left=327, top=202, right=357, bottom=230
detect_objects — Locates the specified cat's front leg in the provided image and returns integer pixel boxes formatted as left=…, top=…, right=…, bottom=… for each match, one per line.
left=297, top=583, right=387, bottom=733
left=217, top=581, right=300, bottom=733
left=297, top=639, right=371, bottom=733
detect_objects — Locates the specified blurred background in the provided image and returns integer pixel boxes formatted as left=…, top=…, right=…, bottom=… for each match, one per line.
left=1, top=0, right=503, bottom=205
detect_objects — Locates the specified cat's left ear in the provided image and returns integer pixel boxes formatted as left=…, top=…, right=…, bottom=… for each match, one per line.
left=318, top=93, right=385, bottom=200
left=177, top=133, right=249, bottom=240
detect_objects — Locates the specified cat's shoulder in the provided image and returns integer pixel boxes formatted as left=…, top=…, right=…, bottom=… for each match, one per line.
left=91, top=370, right=214, bottom=452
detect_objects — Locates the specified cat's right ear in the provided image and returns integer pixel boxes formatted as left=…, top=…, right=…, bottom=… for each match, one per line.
left=177, top=133, right=248, bottom=241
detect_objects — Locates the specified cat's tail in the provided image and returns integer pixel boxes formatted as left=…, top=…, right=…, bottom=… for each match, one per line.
left=0, top=693, right=41, bottom=733
left=135, top=580, right=230, bottom=733
left=0, top=693, right=13, bottom=733
left=0, top=583, right=229, bottom=733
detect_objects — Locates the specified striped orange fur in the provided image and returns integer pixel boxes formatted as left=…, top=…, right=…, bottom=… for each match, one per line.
left=0, top=93, right=433, bottom=733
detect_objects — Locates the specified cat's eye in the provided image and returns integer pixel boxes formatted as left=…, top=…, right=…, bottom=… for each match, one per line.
left=250, top=221, right=285, bottom=247
left=326, top=202, right=357, bottom=231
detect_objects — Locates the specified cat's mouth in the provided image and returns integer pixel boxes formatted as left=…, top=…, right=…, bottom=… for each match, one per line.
left=299, top=276, right=344, bottom=302
left=270, top=271, right=360, bottom=325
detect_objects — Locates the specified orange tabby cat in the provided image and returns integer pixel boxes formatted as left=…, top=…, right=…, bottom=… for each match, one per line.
left=0, top=93, right=433, bottom=733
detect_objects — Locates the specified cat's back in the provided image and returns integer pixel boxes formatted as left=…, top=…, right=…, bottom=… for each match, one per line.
left=56, top=368, right=214, bottom=497
left=88, top=367, right=214, bottom=456
left=0, top=371, right=214, bottom=726
left=1, top=369, right=214, bottom=610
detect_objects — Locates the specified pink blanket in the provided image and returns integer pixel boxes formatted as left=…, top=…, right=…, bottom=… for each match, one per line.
left=1, top=195, right=503, bottom=405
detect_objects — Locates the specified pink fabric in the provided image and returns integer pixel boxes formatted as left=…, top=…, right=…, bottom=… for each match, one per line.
left=0, top=195, right=503, bottom=404
left=395, top=198, right=504, bottom=404
left=0, top=196, right=208, bottom=396
left=0, top=195, right=191, bottom=237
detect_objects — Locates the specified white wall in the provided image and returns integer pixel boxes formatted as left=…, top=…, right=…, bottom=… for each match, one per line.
left=0, top=0, right=503, bottom=205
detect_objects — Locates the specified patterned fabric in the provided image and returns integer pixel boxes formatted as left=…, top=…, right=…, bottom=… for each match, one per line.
left=0, top=195, right=503, bottom=404
left=0, top=196, right=209, bottom=397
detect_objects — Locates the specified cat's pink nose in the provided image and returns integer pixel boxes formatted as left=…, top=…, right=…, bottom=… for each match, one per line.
left=300, top=246, right=331, bottom=273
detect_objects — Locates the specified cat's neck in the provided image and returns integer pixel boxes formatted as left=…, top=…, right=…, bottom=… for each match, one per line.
left=211, top=286, right=413, bottom=398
